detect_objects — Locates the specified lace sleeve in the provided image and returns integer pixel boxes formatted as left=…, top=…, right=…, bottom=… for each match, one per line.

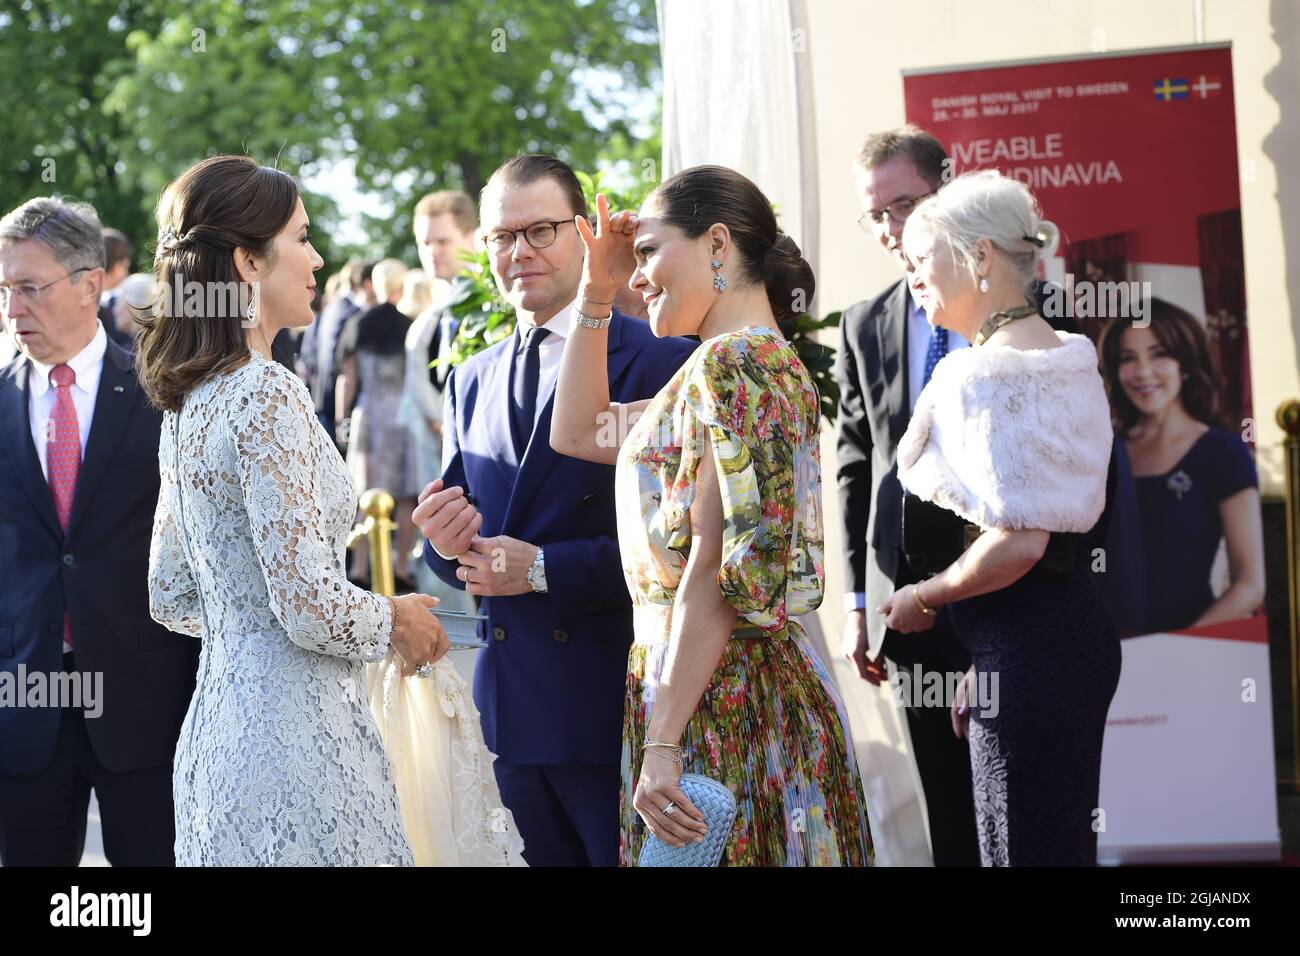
left=232, top=365, right=393, bottom=661
left=148, top=441, right=204, bottom=638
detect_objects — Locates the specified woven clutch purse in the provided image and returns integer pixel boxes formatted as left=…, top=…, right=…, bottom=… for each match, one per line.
left=637, top=774, right=737, bottom=867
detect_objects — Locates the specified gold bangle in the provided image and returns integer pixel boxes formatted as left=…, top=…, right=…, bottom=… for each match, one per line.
left=644, top=745, right=682, bottom=765
left=643, top=739, right=682, bottom=752
left=912, top=583, right=937, bottom=616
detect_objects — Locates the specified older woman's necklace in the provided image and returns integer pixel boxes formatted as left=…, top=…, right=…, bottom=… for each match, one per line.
left=974, top=305, right=1038, bottom=347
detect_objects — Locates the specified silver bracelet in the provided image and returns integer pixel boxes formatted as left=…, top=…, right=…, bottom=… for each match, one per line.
left=574, top=306, right=612, bottom=329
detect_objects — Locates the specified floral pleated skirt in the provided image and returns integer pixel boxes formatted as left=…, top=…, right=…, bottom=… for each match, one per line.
left=619, top=621, right=873, bottom=867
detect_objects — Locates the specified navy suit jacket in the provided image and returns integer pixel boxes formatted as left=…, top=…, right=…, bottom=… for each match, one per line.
left=0, top=340, right=199, bottom=775
left=424, top=311, right=696, bottom=766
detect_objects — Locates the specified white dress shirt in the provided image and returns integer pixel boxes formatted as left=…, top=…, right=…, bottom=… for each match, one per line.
left=844, top=287, right=969, bottom=614
left=27, top=322, right=106, bottom=481
left=515, top=299, right=576, bottom=430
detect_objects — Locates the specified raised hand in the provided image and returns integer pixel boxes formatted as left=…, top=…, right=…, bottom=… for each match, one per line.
left=574, top=193, right=638, bottom=303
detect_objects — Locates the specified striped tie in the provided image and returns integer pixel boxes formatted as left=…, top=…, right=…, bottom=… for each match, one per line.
left=47, top=364, right=80, bottom=649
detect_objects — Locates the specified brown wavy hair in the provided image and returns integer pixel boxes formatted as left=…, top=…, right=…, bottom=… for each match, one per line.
left=1097, top=296, right=1224, bottom=436
left=135, top=155, right=299, bottom=412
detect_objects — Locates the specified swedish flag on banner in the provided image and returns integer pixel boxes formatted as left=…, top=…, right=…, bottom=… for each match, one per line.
left=1153, top=77, right=1190, bottom=101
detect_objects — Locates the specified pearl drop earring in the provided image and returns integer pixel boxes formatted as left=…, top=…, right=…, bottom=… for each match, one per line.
left=979, top=277, right=989, bottom=294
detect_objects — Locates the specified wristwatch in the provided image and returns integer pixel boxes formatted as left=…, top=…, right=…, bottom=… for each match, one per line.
left=527, top=546, right=548, bottom=593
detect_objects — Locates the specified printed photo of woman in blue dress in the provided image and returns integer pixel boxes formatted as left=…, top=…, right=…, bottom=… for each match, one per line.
left=1097, top=297, right=1266, bottom=635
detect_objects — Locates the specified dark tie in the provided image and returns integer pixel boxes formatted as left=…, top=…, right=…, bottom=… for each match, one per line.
left=511, top=325, right=551, bottom=457
left=921, top=323, right=949, bottom=389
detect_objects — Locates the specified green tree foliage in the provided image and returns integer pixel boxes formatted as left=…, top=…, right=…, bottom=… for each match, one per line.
left=0, top=0, right=660, bottom=271
left=0, top=0, right=166, bottom=268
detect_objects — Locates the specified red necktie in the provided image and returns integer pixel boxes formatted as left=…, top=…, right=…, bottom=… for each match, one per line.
left=47, top=364, right=80, bottom=649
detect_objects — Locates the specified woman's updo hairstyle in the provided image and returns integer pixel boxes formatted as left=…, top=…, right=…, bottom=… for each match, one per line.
left=905, top=169, right=1058, bottom=294
left=136, top=154, right=300, bottom=412
left=649, top=164, right=815, bottom=322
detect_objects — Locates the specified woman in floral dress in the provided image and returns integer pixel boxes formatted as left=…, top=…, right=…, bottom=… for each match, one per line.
left=551, top=165, right=872, bottom=866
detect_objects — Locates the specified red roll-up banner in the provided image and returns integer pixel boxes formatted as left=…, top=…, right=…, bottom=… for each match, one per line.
left=904, top=43, right=1251, bottom=427
left=904, top=45, right=1277, bottom=863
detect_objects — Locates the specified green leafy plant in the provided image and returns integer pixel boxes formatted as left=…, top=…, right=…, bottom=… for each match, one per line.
left=574, top=169, right=657, bottom=221
left=438, top=249, right=516, bottom=369
left=437, top=184, right=842, bottom=424
left=783, top=310, right=842, bottom=424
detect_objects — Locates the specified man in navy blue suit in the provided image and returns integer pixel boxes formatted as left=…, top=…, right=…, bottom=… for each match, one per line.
left=0, top=197, right=198, bottom=866
left=414, top=156, right=696, bottom=866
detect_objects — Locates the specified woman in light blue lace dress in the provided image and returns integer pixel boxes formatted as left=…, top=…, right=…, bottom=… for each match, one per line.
left=138, top=155, right=450, bottom=865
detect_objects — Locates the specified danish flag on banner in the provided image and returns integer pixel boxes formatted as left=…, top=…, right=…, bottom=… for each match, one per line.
left=1193, top=74, right=1223, bottom=98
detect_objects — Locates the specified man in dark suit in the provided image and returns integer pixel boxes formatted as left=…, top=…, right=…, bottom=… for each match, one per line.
left=414, top=155, right=696, bottom=867
left=836, top=127, right=982, bottom=866
left=0, top=197, right=199, bottom=866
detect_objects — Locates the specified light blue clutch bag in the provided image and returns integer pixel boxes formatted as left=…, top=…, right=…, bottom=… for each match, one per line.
left=637, top=774, right=737, bottom=867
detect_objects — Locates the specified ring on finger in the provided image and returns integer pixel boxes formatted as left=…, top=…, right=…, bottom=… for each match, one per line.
left=662, top=802, right=677, bottom=817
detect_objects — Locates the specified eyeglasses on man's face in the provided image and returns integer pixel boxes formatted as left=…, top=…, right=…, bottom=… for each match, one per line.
left=483, top=219, right=575, bottom=254
left=857, top=193, right=935, bottom=231
left=0, top=267, right=93, bottom=311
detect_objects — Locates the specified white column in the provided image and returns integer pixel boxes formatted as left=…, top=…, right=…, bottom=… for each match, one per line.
left=658, top=0, right=820, bottom=288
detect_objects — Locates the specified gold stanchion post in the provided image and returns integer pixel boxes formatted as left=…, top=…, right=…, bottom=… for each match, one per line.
left=1277, top=400, right=1300, bottom=792
left=359, top=488, right=397, bottom=598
